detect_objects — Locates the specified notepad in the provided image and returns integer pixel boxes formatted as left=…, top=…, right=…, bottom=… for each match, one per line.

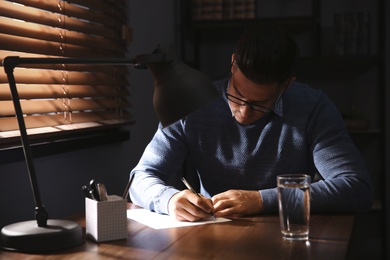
left=127, top=208, right=231, bottom=229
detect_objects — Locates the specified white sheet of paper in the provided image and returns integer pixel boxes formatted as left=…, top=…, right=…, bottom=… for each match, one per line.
left=127, top=208, right=231, bottom=229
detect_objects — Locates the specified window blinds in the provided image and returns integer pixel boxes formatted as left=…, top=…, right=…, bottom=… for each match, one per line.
left=0, top=0, right=133, bottom=144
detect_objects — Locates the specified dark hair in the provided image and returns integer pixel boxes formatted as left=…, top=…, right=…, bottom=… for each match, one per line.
left=234, top=25, right=299, bottom=84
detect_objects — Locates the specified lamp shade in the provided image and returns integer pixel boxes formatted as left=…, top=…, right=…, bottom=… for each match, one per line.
left=146, top=47, right=219, bottom=127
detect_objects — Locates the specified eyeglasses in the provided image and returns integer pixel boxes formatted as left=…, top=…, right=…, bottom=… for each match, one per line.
left=226, top=92, right=274, bottom=113
left=226, top=74, right=276, bottom=113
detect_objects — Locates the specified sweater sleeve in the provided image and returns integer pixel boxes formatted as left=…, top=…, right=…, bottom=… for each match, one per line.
left=261, top=94, right=373, bottom=213
left=307, top=95, right=373, bottom=212
left=129, top=122, right=188, bottom=214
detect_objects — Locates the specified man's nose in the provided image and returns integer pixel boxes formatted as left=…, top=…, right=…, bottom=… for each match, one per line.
left=240, top=104, right=253, bottom=117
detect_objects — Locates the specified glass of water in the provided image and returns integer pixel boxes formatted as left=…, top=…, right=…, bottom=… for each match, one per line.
left=277, top=174, right=311, bottom=241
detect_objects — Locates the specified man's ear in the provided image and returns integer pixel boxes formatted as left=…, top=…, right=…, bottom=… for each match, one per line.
left=280, top=76, right=295, bottom=94
left=288, top=76, right=296, bottom=86
left=231, top=54, right=237, bottom=74
left=285, top=76, right=296, bottom=90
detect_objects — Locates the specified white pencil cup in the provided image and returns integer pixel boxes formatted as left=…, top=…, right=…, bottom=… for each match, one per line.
left=85, top=195, right=127, bottom=242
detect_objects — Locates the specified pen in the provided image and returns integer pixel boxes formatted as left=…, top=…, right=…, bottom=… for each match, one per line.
left=122, top=174, right=135, bottom=200
left=181, top=177, right=216, bottom=220
left=97, top=183, right=108, bottom=201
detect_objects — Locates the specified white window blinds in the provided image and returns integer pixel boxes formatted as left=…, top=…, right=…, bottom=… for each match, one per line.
left=0, top=0, right=133, bottom=146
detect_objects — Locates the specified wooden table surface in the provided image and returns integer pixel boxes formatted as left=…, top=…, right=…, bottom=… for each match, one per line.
left=0, top=204, right=354, bottom=259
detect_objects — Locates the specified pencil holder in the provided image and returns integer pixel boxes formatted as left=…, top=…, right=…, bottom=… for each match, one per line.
left=85, top=195, right=127, bottom=242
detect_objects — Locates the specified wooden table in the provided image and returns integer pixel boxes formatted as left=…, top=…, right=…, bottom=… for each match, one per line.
left=0, top=204, right=354, bottom=259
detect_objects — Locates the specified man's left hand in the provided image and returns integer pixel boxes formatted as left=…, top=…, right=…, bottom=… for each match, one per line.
left=211, top=190, right=263, bottom=218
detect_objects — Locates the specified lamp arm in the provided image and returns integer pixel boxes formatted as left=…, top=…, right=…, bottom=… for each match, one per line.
left=3, top=57, right=49, bottom=227
left=2, top=53, right=168, bottom=68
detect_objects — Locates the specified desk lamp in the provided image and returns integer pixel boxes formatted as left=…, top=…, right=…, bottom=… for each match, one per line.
left=0, top=47, right=218, bottom=252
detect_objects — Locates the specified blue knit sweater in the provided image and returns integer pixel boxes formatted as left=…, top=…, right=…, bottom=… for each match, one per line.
left=130, top=78, right=373, bottom=214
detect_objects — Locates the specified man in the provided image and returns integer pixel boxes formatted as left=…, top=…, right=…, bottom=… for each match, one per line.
left=129, top=26, right=373, bottom=221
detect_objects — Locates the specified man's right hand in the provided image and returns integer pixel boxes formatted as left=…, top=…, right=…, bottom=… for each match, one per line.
left=168, top=190, right=214, bottom=222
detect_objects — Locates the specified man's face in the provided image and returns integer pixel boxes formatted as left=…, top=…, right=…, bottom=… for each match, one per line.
left=227, top=65, right=287, bottom=125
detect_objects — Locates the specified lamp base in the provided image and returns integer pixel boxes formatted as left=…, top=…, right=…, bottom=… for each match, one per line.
left=0, top=219, right=84, bottom=253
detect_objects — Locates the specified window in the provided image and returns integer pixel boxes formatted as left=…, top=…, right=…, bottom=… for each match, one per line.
left=0, top=0, right=133, bottom=148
